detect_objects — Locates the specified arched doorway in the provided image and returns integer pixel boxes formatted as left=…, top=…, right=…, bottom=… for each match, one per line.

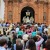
left=21, top=6, right=35, bottom=23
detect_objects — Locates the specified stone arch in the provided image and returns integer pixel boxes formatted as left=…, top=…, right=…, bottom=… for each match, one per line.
left=21, top=6, right=35, bottom=23
left=19, top=3, right=36, bottom=23
left=20, top=3, right=36, bottom=13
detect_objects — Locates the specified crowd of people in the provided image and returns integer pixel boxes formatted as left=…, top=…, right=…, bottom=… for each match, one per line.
left=0, top=22, right=10, bottom=27
left=0, top=22, right=50, bottom=50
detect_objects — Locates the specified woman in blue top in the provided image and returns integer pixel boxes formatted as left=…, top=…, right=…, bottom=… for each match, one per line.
left=31, top=29, right=37, bottom=37
left=17, top=28, right=23, bottom=37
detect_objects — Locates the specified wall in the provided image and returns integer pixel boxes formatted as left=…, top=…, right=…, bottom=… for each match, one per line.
left=4, top=0, right=50, bottom=25
left=0, top=0, right=5, bottom=20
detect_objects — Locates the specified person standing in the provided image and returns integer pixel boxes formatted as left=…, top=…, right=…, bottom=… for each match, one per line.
left=7, top=38, right=12, bottom=50
left=0, top=39, right=7, bottom=50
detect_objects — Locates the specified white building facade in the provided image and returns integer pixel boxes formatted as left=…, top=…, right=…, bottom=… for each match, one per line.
left=0, top=0, right=5, bottom=20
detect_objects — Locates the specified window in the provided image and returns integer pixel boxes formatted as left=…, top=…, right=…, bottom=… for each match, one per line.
left=8, top=0, right=13, bottom=3
left=26, top=0, right=31, bottom=2
left=8, top=11, right=13, bottom=20
left=17, top=0, right=22, bottom=3
left=43, top=12, right=47, bottom=21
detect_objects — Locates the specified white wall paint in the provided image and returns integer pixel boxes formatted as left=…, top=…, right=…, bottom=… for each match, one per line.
left=0, top=0, right=5, bottom=20
left=0, top=0, right=1, bottom=18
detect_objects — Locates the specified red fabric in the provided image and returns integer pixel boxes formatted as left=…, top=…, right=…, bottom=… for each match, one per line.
left=21, top=25, right=25, bottom=30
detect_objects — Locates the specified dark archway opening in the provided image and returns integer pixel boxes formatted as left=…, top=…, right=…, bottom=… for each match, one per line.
left=21, top=6, right=35, bottom=23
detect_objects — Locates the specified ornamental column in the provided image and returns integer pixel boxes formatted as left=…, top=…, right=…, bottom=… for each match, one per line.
left=4, top=0, right=8, bottom=22
left=38, top=2, right=43, bottom=23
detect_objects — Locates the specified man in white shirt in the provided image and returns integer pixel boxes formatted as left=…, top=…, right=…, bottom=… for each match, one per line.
left=35, top=35, right=44, bottom=50
left=44, top=27, right=48, bottom=32
left=0, top=47, right=6, bottom=50
left=0, top=23, right=2, bottom=27
left=16, top=26, right=19, bottom=33
left=0, top=39, right=7, bottom=50
left=22, top=34, right=29, bottom=41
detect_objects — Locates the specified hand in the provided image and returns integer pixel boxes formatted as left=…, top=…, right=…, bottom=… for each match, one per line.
left=36, top=35, right=41, bottom=39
